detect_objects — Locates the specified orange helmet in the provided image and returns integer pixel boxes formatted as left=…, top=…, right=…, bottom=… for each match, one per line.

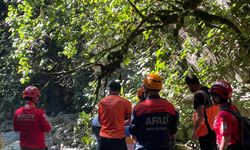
left=143, top=73, right=163, bottom=90
left=209, top=80, right=232, bottom=99
left=23, top=86, right=41, bottom=102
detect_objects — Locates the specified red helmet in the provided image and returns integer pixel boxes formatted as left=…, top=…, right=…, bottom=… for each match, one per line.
left=23, top=86, right=41, bottom=102
left=209, top=80, right=232, bottom=99
left=137, top=87, right=144, bottom=97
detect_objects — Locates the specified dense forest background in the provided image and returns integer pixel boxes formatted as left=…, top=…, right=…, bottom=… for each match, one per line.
left=1, top=0, right=250, bottom=148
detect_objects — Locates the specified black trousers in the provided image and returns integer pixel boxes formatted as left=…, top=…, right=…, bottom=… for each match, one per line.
left=98, top=137, right=127, bottom=150
left=198, top=131, right=217, bottom=150
left=92, top=125, right=101, bottom=149
left=227, top=144, right=242, bottom=150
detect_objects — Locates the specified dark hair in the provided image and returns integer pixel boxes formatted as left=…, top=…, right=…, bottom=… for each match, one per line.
left=109, top=80, right=121, bottom=91
left=185, top=74, right=200, bottom=85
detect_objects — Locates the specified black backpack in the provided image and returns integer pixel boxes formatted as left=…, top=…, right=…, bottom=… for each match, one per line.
left=221, top=107, right=250, bottom=150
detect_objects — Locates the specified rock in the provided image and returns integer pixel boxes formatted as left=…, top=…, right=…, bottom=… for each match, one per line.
left=51, top=114, right=76, bottom=125
left=71, top=142, right=77, bottom=147
left=63, top=140, right=73, bottom=146
left=2, top=141, right=20, bottom=150
left=52, top=134, right=64, bottom=145
left=1, top=132, right=19, bottom=145
left=77, top=144, right=84, bottom=149
left=1, top=113, right=86, bottom=150
left=49, top=145, right=60, bottom=150
left=0, top=121, right=12, bottom=132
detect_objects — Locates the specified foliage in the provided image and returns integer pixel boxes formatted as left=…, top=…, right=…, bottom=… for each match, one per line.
left=0, top=3, right=23, bottom=115
left=77, top=111, right=94, bottom=147
left=3, top=0, right=250, bottom=96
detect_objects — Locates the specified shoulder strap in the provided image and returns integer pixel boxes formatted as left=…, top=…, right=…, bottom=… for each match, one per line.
left=221, top=107, right=241, bottom=120
left=196, top=90, right=210, bottom=105
left=196, top=90, right=213, bottom=132
left=221, top=107, right=242, bottom=145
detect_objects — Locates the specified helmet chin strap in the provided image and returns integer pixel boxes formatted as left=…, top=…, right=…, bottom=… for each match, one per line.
left=34, top=97, right=39, bottom=103
left=28, top=97, right=39, bottom=104
left=211, top=96, right=221, bottom=104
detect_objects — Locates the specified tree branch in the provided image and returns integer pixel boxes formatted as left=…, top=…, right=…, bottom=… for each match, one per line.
left=90, top=76, right=102, bottom=116
left=127, top=0, right=145, bottom=19
left=194, top=10, right=241, bottom=34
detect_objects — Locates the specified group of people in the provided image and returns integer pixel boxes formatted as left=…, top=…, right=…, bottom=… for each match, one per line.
left=12, top=73, right=242, bottom=150
left=94, top=74, right=178, bottom=150
left=185, top=75, right=241, bottom=150
left=94, top=74, right=242, bottom=150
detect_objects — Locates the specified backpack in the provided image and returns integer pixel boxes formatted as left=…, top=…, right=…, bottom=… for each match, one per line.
left=221, top=107, right=250, bottom=150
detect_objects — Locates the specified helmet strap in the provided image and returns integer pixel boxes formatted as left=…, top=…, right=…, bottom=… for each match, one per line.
left=33, top=97, right=39, bottom=103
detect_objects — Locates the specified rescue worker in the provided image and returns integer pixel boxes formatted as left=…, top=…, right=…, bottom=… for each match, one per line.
left=209, top=80, right=241, bottom=150
left=91, top=114, right=133, bottom=150
left=137, top=86, right=146, bottom=102
left=185, top=74, right=218, bottom=150
left=124, top=86, right=147, bottom=150
left=91, top=115, right=101, bottom=149
left=130, top=73, right=178, bottom=150
left=125, top=125, right=134, bottom=150
left=13, top=86, right=52, bottom=150
left=98, top=80, right=132, bottom=150
left=185, top=75, right=219, bottom=150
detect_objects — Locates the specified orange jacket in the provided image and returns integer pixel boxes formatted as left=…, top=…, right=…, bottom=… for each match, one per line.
left=98, top=94, right=132, bottom=138
left=194, top=105, right=219, bottom=137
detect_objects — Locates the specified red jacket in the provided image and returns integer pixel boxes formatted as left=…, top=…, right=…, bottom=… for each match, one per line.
left=13, top=104, right=51, bottom=149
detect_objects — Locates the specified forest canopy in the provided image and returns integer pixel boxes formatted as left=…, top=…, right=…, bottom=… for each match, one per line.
left=0, top=0, right=250, bottom=115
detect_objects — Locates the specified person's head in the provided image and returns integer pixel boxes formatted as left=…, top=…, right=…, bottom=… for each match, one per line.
left=22, top=86, right=41, bottom=103
left=143, top=73, right=162, bottom=95
left=185, top=74, right=201, bottom=93
left=109, top=80, right=121, bottom=93
left=137, top=86, right=146, bottom=102
left=209, top=80, right=232, bottom=104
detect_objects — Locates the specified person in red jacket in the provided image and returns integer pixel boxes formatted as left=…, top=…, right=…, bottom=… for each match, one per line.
left=13, top=86, right=52, bottom=150
left=137, top=86, right=146, bottom=102
left=130, top=73, right=178, bottom=150
left=209, top=80, right=241, bottom=150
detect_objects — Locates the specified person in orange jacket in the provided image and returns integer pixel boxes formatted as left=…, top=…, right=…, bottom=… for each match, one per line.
left=13, top=86, right=52, bottom=150
left=98, top=80, right=132, bottom=150
left=185, top=75, right=218, bottom=150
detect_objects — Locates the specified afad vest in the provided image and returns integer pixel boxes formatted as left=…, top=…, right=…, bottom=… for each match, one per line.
left=193, top=90, right=219, bottom=137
